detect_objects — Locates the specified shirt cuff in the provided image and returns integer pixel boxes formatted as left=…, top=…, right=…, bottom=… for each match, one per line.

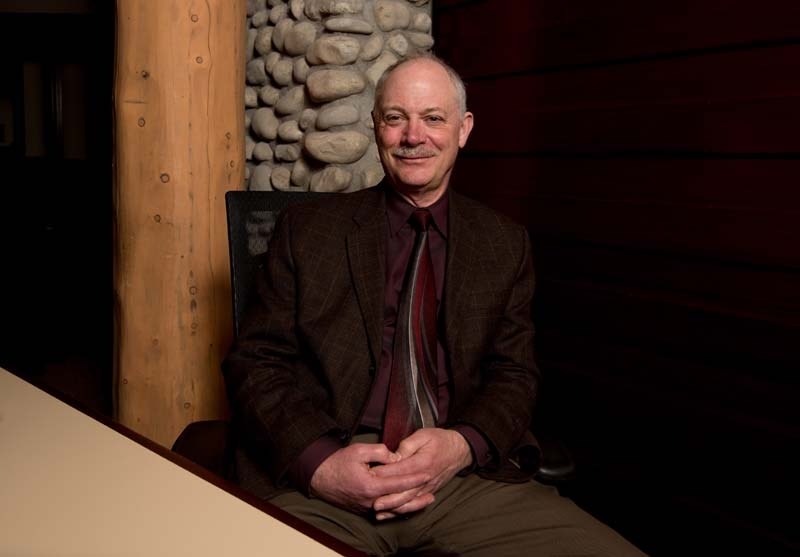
left=287, top=435, right=344, bottom=496
left=451, top=424, right=494, bottom=472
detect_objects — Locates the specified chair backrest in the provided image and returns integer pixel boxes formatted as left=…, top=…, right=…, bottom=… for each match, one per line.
left=225, top=190, right=335, bottom=339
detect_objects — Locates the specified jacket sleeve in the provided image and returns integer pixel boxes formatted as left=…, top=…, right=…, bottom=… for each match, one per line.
left=222, top=209, right=345, bottom=487
left=452, top=226, right=541, bottom=476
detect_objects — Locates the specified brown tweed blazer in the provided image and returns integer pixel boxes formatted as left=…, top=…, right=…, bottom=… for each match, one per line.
left=223, top=183, right=541, bottom=498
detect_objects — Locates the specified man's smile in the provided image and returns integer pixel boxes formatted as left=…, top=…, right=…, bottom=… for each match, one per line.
left=392, top=147, right=437, bottom=160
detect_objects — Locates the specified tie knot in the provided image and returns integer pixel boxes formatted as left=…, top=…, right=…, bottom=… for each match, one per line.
left=409, top=209, right=432, bottom=232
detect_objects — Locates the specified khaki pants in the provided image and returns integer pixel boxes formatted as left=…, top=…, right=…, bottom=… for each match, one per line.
left=269, top=437, right=645, bottom=556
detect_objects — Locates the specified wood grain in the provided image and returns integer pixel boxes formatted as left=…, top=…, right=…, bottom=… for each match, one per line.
left=113, top=0, right=245, bottom=446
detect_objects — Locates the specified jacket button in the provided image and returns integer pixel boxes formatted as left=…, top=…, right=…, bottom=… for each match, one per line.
left=368, top=365, right=376, bottom=375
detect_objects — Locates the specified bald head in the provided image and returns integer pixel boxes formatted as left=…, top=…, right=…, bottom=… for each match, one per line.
left=373, top=53, right=468, bottom=117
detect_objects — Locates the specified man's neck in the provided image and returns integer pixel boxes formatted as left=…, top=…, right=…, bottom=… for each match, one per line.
left=391, top=185, right=449, bottom=208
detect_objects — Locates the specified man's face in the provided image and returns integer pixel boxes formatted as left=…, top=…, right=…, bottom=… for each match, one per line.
left=373, top=60, right=474, bottom=204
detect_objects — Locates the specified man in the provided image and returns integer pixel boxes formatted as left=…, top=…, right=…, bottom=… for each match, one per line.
left=224, top=54, right=644, bottom=556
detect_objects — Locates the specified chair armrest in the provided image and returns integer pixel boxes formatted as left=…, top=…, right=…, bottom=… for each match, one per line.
left=172, top=419, right=232, bottom=478
left=534, top=435, right=576, bottom=485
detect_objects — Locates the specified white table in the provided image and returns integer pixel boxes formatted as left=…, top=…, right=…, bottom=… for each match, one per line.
left=0, top=367, right=355, bottom=556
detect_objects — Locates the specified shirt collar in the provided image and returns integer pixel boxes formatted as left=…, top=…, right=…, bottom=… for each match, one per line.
left=385, top=188, right=449, bottom=239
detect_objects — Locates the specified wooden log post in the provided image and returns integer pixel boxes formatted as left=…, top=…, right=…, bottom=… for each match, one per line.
left=113, top=0, right=245, bottom=446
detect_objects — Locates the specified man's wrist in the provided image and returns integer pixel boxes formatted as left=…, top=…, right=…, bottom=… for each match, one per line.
left=287, top=435, right=343, bottom=495
left=451, top=424, right=493, bottom=472
left=454, top=430, right=474, bottom=470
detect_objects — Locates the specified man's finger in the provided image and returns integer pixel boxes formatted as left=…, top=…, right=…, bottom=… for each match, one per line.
left=395, top=430, right=431, bottom=459
left=365, top=471, right=429, bottom=498
left=352, top=442, right=399, bottom=465
left=372, top=486, right=420, bottom=512
left=375, top=493, right=435, bottom=520
left=370, top=455, right=425, bottom=478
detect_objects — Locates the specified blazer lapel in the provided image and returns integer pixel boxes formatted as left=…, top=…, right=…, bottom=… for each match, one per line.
left=443, top=192, right=480, bottom=354
left=346, top=188, right=386, bottom=366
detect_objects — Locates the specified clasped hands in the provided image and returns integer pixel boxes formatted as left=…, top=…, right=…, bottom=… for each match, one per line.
left=309, top=428, right=472, bottom=520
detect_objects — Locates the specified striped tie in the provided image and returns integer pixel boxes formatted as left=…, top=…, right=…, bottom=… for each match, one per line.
left=383, top=209, right=439, bottom=452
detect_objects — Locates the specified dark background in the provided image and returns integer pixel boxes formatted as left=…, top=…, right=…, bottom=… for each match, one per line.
left=435, top=0, right=799, bottom=554
left=0, top=1, right=113, bottom=415
left=0, top=1, right=797, bottom=554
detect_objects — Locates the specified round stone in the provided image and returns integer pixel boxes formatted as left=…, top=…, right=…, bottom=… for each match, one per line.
left=284, top=21, right=317, bottom=56
left=306, top=35, right=362, bottom=66
left=360, top=34, right=383, bottom=61
left=254, top=27, right=273, bottom=56
left=251, top=9, right=269, bottom=28
left=304, top=0, right=365, bottom=21
left=245, top=135, right=256, bottom=160
left=252, top=141, right=274, bottom=161
left=251, top=163, right=273, bottom=190
left=373, top=0, right=410, bottom=32
left=293, top=57, right=310, bottom=83
left=264, top=52, right=281, bottom=73
left=272, top=58, right=294, bottom=86
left=299, top=108, right=317, bottom=130
left=310, top=166, right=352, bottom=192
left=361, top=163, right=384, bottom=188
left=304, top=130, right=370, bottom=163
left=406, top=31, right=434, bottom=49
left=278, top=120, right=304, bottom=141
left=245, top=86, right=259, bottom=108
left=315, top=104, right=360, bottom=130
left=246, top=28, right=258, bottom=61
left=412, top=12, right=432, bottom=32
left=366, top=51, right=399, bottom=86
left=387, top=33, right=409, bottom=57
left=306, top=69, right=367, bottom=102
left=289, top=0, right=305, bottom=20
left=324, top=17, right=374, bottom=34
left=271, top=165, right=292, bottom=190
left=258, top=85, right=281, bottom=106
left=251, top=108, right=279, bottom=140
left=246, top=58, right=268, bottom=85
left=272, top=18, right=294, bottom=51
left=275, top=143, right=302, bottom=162
left=291, top=158, right=312, bottom=188
left=269, top=3, right=288, bottom=24
left=275, top=86, right=306, bottom=115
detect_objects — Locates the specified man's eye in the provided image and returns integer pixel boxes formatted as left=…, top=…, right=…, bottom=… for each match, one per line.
left=385, top=114, right=402, bottom=122
left=426, top=115, right=444, bottom=123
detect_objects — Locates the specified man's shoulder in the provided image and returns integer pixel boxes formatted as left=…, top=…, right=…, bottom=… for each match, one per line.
left=282, top=185, right=383, bottom=224
left=450, top=191, right=526, bottom=234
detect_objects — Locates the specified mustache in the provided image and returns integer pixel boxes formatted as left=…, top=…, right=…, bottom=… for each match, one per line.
left=392, top=147, right=437, bottom=158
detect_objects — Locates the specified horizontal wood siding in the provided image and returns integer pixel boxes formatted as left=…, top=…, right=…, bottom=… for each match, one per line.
left=435, top=1, right=799, bottom=554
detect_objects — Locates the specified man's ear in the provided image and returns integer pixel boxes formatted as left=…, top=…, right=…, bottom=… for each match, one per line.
left=458, top=112, right=474, bottom=148
left=372, top=110, right=383, bottom=142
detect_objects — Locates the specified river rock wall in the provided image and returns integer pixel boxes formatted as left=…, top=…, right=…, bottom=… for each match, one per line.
left=244, top=0, right=433, bottom=192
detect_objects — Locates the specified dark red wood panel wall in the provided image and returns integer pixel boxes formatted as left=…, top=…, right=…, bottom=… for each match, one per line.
left=434, top=1, right=799, bottom=554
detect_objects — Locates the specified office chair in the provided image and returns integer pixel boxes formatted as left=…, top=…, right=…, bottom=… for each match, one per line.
left=172, top=190, right=575, bottom=485
left=172, top=190, right=332, bottom=478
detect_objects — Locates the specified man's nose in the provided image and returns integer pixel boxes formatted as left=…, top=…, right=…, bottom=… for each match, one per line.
left=402, top=118, right=425, bottom=145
